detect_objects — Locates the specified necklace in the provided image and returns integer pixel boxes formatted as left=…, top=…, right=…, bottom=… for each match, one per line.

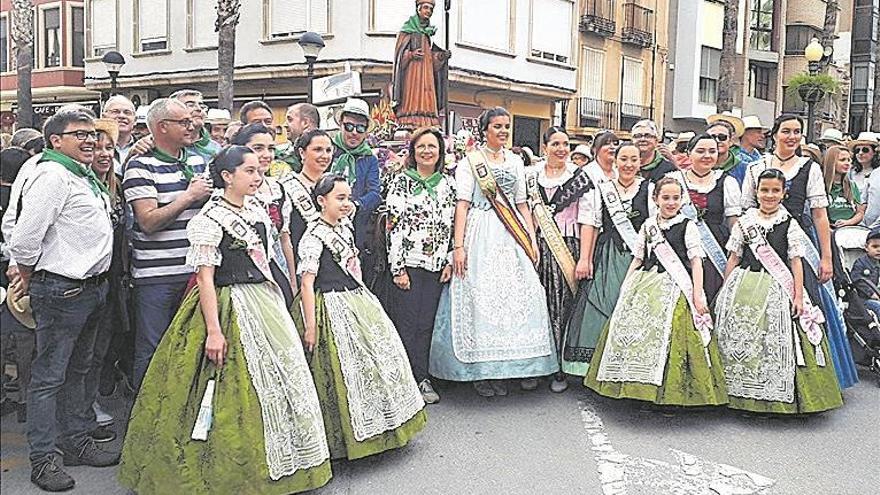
left=774, top=153, right=797, bottom=163
left=617, top=178, right=635, bottom=190
left=221, top=196, right=243, bottom=209
left=689, top=168, right=713, bottom=179
left=300, top=170, right=321, bottom=184
left=484, top=146, right=504, bottom=160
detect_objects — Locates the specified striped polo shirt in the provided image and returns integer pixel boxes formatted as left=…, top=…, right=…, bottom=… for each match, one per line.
left=123, top=148, right=208, bottom=285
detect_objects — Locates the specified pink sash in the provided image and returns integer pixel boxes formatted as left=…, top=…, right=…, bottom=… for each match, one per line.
left=738, top=214, right=826, bottom=367
left=644, top=220, right=713, bottom=364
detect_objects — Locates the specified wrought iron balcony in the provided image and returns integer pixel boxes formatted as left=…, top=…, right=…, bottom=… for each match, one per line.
left=580, top=0, right=616, bottom=38
left=576, top=97, right=618, bottom=129
left=619, top=103, right=652, bottom=131
left=622, top=1, right=654, bottom=48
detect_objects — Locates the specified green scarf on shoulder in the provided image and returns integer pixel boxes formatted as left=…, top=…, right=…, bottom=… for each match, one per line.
left=152, top=146, right=195, bottom=181
left=331, top=133, right=373, bottom=185
left=401, top=15, right=436, bottom=37
left=404, top=168, right=443, bottom=199
left=40, top=149, right=110, bottom=198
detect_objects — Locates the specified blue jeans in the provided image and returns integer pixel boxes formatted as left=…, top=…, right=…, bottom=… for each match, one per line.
left=132, top=281, right=187, bottom=389
left=27, top=272, right=107, bottom=463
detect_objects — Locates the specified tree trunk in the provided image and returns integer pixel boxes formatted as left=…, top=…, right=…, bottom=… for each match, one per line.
left=716, top=0, right=738, bottom=113
left=820, top=0, right=839, bottom=54
left=216, top=0, right=241, bottom=112
left=872, top=13, right=880, bottom=131
left=11, top=0, right=34, bottom=129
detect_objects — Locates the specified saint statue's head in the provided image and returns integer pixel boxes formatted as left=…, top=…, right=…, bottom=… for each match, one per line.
left=416, top=0, right=435, bottom=23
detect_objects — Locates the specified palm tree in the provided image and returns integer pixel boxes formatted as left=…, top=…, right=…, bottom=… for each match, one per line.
left=11, top=0, right=34, bottom=129
left=715, top=0, right=738, bottom=112
left=872, top=14, right=880, bottom=131
left=216, top=0, right=241, bottom=112
left=820, top=0, right=839, bottom=59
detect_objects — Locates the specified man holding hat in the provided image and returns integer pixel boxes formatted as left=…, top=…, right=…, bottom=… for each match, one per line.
left=331, top=98, right=382, bottom=260
left=737, top=115, right=768, bottom=167
left=706, top=111, right=747, bottom=185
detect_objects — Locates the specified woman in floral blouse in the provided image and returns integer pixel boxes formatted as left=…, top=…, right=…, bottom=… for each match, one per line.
left=385, top=127, right=455, bottom=404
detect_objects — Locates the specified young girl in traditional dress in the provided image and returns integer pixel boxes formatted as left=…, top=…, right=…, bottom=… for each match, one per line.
left=715, top=169, right=843, bottom=414
left=565, top=142, right=649, bottom=377
left=585, top=177, right=728, bottom=407
left=119, top=146, right=332, bottom=494
left=294, top=174, right=426, bottom=460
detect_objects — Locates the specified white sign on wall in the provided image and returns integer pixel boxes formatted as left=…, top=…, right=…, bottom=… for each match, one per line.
left=311, top=71, right=362, bottom=105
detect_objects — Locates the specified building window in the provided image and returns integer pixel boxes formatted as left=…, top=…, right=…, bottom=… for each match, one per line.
left=0, top=15, right=8, bottom=73
left=189, top=0, right=218, bottom=48
left=581, top=47, right=605, bottom=99
left=749, top=0, right=773, bottom=52
left=851, top=63, right=871, bottom=103
left=458, top=0, right=512, bottom=54
left=530, top=0, right=573, bottom=64
left=370, top=0, right=415, bottom=34
left=43, top=7, right=62, bottom=67
left=136, top=0, right=168, bottom=52
left=785, top=25, right=820, bottom=55
left=699, top=46, right=721, bottom=104
left=72, top=7, right=85, bottom=67
left=749, top=63, right=771, bottom=100
left=265, top=0, right=330, bottom=39
left=88, top=0, right=116, bottom=57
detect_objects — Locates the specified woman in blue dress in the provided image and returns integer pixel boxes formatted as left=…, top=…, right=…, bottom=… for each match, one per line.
left=430, top=107, right=557, bottom=397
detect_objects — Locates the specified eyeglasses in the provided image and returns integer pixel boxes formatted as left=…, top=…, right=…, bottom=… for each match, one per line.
left=183, top=101, right=209, bottom=112
left=855, top=146, right=875, bottom=154
left=343, top=122, right=369, bottom=134
left=162, top=118, right=196, bottom=129
left=632, top=133, right=656, bottom=140
left=58, top=130, right=98, bottom=141
left=104, top=108, right=135, bottom=117
left=710, top=133, right=729, bottom=142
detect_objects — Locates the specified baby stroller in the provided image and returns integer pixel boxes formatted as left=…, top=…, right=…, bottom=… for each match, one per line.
left=832, top=226, right=880, bottom=384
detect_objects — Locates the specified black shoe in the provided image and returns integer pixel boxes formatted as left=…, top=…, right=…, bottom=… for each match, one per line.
left=89, top=426, right=116, bottom=443
left=61, top=440, right=120, bottom=467
left=31, top=455, right=75, bottom=492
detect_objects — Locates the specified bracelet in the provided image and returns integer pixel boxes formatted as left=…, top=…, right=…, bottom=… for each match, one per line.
left=453, top=245, right=464, bottom=250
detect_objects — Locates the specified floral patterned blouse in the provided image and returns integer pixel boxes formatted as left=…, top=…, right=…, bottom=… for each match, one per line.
left=385, top=169, right=457, bottom=275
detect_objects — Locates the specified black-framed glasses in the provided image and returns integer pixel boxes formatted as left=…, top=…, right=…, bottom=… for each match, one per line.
left=343, top=122, right=368, bottom=134
left=162, top=118, right=196, bottom=129
left=58, top=130, right=98, bottom=141
left=710, top=133, right=729, bottom=142
left=632, top=133, right=656, bottom=140
left=182, top=101, right=209, bottom=112
left=855, top=146, right=875, bottom=154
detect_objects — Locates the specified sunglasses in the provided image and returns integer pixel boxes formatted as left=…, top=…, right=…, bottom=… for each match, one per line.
left=855, top=146, right=875, bottom=154
left=710, top=133, right=729, bottom=142
left=342, top=122, right=369, bottom=134
left=58, top=130, right=98, bottom=141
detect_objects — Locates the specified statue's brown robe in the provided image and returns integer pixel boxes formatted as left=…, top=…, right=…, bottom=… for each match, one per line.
left=392, top=31, right=448, bottom=129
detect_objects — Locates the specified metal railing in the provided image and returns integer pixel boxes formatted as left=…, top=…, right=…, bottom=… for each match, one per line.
left=580, top=0, right=616, bottom=37
left=619, top=103, right=652, bottom=131
left=622, top=2, right=654, bottom=47
left=576, top=97, right=619, bottom=129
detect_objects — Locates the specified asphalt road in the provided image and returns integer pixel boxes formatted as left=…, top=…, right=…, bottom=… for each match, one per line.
left=1, top=370, right=878, bottom=495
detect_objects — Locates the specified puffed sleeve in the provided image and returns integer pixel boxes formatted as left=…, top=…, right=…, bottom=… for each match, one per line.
left=633, top=222, right=648, bottom=261
left=806, top=161, right=830, bottom=209
left=684, top=221, right=706, bottom=260
left=723, top=175, right=743, bottom=217
left=297, top=232, right=324, bottom=275
left=454, top=156, right=475, bottom=202
left=787, top=218, right=810, bottom=260
left=725, top=220, right=745, bottom=258
left=577, top=185, right=602, bottom=227
left=740, top=163, right=760, bottom=209
left=186, top=214, right=223, bottom=269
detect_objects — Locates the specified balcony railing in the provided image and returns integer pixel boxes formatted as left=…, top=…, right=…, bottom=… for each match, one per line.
left=619, top=103, right=652, bottom=131
left=622, top=2, right=654, bottom=47
left=580, top=0, right=616, bottom=37
left=577, top=97, right=618, bottom=129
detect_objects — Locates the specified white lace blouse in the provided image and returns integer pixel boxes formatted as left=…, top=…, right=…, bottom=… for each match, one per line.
left=726, top=208, right=808, bottom=260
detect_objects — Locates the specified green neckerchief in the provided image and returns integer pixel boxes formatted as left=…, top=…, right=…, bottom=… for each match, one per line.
left=401, top=14, right=436, bottom=37
left=331, top=133, right=373, bottom=185
left=642, top=150, right=664, bottom=171
left=716, top=146, right=741, bottom=173
left=404, top=168, right=443, bottom=199
left=152, top=146, right=194, bottom=180
left=192, top=127, right=215, bottom=156
left=40, top=149, right=110, bottom=198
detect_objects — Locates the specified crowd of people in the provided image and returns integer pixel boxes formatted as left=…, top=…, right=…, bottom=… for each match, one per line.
left=0, top=90, right=877, bottom=493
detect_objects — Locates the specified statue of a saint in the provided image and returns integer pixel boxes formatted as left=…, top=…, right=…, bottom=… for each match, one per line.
left=391, top=0, right=450, bottom=129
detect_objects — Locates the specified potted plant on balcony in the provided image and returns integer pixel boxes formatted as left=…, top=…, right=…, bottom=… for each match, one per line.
left=785, top=72, right=840, bottom=105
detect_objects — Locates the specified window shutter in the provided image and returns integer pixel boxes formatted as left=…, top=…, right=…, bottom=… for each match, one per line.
left=271, top=0, right=307, bottom=36
left=582, top=47, right=604, bottom=99
left=621, top=58, right=643, bottom=106
left=531, top=0, right=572, bottom=60
left=372, top=0, right=412, bottom=33
left=91, top=0, right=116, bottom=50
left=193, top=0, right=217, bottom=47
left=139, top=0, right=167, bottom=43
left=460, top=0, right=510, bottom=52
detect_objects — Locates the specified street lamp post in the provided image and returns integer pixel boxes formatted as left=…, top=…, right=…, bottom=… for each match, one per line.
left=101, top=51, right=126, bottom=96
left=297, top=32, right=325, bottom=104
left=802, top=38, right=825, bottom=143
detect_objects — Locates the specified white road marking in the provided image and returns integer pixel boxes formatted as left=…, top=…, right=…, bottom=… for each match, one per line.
left=579, top=400, right=776, bottom=495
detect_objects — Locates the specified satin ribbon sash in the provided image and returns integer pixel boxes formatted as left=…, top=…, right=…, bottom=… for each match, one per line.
left=548, top=167, right=594, bottom=212
left=280, top=174, right=320, bottom=224
left=308, top=221, right=363, bottom=284
left=738, top=214, right=826, bottom=367
left=672, top=171, right=728, bottom=275
left=526, top=171, right=578, bottom=293
left=596, top=180, right=640, bottom=254
left=466, top=150, right=537, bottom=263
left=203, top=203, right=274, bottom=283
left=645, top=222, right=713, bottom=364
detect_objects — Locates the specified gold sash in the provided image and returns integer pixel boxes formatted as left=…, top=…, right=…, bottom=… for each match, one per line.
left=526, top=171, right=577, bottom=292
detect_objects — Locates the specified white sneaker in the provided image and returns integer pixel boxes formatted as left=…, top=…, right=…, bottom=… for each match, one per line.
left=92, top=401, right=113, bottom=427
left=418, top=379, right=440, bottom=404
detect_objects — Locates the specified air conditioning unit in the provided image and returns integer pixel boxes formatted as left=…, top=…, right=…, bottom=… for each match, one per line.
left=128, top=89, right=159, bottom=109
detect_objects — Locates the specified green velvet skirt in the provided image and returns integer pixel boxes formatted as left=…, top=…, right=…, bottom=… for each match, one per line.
left=585, top=295, right=729, bottom=407
left=119, top=285, right=332, bottom=495
left=292, top=289, right=427, bottom=460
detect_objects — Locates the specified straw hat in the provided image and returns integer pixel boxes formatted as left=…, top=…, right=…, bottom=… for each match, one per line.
left=333, top=98, right=374, bottom=131
left=706, top=112, right=745, bottom=137
left=571, top=144, right=591, bottom=159
left=206, top=108, right=232, bottom=125
left=849, top=131, right=879, bottom=149
left=135, top=105, right=150, bottom=125
left=818, top=128, right=845, bottom=145
left=741, top=115, right=768, bottom=131
left=673, top=131, right=696, bottom=146
left=6, top=280, right=36, bottom=330
left=94, top=118, right=119, bottom=145
left=800, top=143, right=822, bottom=163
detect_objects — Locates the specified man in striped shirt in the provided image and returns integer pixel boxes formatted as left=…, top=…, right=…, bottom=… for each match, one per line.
left=123, top=98, right=212, bottom=388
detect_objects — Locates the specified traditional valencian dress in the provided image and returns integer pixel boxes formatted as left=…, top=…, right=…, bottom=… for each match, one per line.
left=255, top=176, right=296, bottom=306
left=564, top=176, right=650, bottom=376
left=293, top=219, right=426, bottom=460
left=585, top=213, right=728, bottom=406
left=119, top=196, right=331, bottom=494
left=430, top=149, right=558, bottom=380
left=527, top=162, right=593, bottom=370
left=714, top=208, right=843, bottom=414
left=742, top=155, right=859, bottom=388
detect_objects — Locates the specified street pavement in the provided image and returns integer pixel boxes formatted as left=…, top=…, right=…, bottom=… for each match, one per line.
left=1, top=369, right=878, bottom=495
